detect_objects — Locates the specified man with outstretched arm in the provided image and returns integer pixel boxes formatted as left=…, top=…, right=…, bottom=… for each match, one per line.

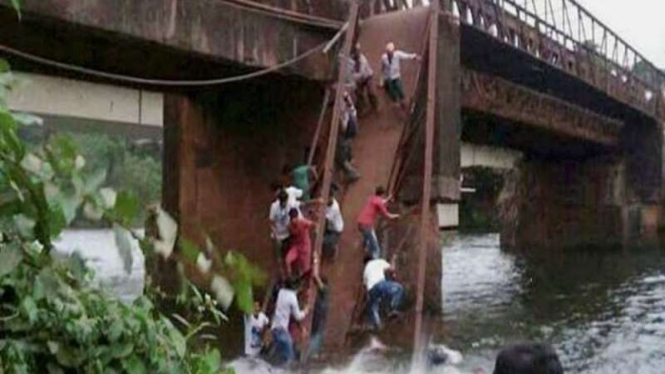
left=380, top=42, right=421, bottom=109
left=357, top=185, right=400, bottom=259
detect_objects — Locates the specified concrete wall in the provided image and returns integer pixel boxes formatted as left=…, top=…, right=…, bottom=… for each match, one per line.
left=7, top=72, right=163, bottom=127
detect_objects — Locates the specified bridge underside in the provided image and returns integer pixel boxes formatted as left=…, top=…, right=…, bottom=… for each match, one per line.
left=0, top=0, right=336, bottom=83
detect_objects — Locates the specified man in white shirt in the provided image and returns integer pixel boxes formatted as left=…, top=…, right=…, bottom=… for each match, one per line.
left=269, top=190, right=300, bottom=276
left=381, top=42, right=420, bottom=109
left=323, top=196, right=344, bottom=259
left=244, top=301, right=270, bottom=357
left=363, top=255, right=404, bottom=329
left=270, top=278, right=309, bottom=365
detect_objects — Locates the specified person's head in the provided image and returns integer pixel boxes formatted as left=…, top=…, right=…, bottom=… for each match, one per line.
left=493, top=343, right=564, bottom=374
left=386, top=42, right=395, bottom=53
left=363, top=254, right=374, bottom=266
left=288, top=207, right=299, bottom=219
left=327, top=196, right=335, bottom=207
left=375, top=185, right=386, bottom=196
left=283, top=276, right=301, bottom=291
left=278, top=190, right=288, bottom=206
left=253, top=301, right=261, bottom=314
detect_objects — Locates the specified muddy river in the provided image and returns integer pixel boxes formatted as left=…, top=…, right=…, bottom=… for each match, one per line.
left=58, top=231, right=665, bottom=373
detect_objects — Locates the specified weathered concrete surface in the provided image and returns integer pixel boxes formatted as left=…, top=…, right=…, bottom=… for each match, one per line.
left=1, top=0, right=340, bottom=80
left=498, top=151, right=662, bottom=251
left=498, top=156, right=628, bottom=251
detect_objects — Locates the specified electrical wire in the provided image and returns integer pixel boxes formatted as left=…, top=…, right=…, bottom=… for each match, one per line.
left=0, top=37, right=337, bottom=87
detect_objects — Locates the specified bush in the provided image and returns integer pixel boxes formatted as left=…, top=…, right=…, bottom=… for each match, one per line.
left=0, top=59, right=263, bottom=373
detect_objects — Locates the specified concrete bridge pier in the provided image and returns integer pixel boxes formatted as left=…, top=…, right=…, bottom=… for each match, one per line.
left=498, top=116, right=663, bottom=252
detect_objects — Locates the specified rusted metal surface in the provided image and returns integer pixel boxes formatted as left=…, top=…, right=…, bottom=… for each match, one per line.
left=450, top=0, right=664, bottom=120
left=413, top=1, right=439, bottom=357
left=461, top=68, right=624, bottom=145
left=319, top=6, right=431, bottom=351
left=0, top=0, right=339, bottom=80
left=365, top=0, right=665, bottom=121
left=301, top=0, right=360, bottom=358
left=232, top=0, right=348, bottom=20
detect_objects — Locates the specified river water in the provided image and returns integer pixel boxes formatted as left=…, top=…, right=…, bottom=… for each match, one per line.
left=436, top=233, right=665, bottom=373
left=57, top=230, right=665, bottom=373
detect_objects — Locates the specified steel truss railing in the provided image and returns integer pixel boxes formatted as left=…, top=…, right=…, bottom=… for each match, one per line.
left=367, top=0, right=665, bottom=118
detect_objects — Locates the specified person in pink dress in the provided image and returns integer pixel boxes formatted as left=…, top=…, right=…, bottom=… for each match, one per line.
left=285, top=208, right=316, bottom=278
left=357, top=186, right=400, bottom=259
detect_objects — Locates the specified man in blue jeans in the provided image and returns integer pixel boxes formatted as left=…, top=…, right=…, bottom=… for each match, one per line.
left=270, top=278, right=309, bottom=365
left=357, top=186, right=400, bottom=259
left=363, top=255, right=404, bottom=329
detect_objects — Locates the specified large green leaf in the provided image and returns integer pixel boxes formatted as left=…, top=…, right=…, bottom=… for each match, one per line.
left=180, top=239, right=200, bottom=264
left=122, top=355, right=147, bottom=374
left=48, top=206, right=67, bottom=238
left=10, top=0, right=22, bottom=20
left=0, top=59, right=9, bottom=73
left=112, top=190, right=139, bottom=225
left=0, top=243, right=23, bottom=278
left=14, top=213, right=35, bottom=238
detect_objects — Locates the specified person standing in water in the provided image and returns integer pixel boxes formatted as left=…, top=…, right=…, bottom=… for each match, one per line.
left=381, top=42, right=420, bottom=109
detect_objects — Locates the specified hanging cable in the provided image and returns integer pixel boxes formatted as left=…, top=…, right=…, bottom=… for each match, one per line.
left=0, top=31, right=343, bottom=87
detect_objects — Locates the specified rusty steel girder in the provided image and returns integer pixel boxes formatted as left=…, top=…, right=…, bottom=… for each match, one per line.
left=450, top=0, right=665, bottom=121
left=461, top=68, right=624, bottom=145
left=364, top=0, right=665, bottom=121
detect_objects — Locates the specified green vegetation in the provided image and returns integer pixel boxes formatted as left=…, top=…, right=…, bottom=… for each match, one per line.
left=0, top=58, right=264, bottom=373
left=21, top=130, right=162, bottom=227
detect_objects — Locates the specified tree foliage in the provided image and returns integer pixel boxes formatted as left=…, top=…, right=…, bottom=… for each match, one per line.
left=0, top=57, right=265, bottom=373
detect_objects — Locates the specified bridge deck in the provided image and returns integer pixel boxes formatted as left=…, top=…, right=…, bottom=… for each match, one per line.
left=321, top=6, right=429, bottom=350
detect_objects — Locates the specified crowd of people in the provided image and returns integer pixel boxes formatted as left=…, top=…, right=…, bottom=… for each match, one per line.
left=245, top=41, right=421, bottom=366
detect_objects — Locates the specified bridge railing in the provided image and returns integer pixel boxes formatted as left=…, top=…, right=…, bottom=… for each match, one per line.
left=451, top=0, right=664, bottom=118
left=365, top=0, right=665, bottom=118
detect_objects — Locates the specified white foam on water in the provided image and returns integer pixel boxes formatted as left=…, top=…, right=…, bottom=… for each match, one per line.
left=53, top=229, right=145, bottom=303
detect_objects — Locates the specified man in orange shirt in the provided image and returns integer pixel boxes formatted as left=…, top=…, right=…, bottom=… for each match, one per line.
left=356, top=186, right=400, bottom=259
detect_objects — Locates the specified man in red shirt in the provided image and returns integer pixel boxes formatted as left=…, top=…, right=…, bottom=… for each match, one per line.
left=285, top=208, right=316, bottom=278
left=357, top=186, right=400, bottom=258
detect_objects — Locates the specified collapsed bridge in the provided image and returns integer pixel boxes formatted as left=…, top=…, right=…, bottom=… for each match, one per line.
left=3, top=0, right=665, bottom=356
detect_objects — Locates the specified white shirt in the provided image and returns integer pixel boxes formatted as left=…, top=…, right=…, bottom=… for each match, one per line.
left=269, top=200, right=292, bottom=240
left=381, top=50, right=418, bottom=80
left=271, top=288, right=306, bottom=331
left=363, top=259, right=391, bottom=291
left=285, top=186, right=304, bottom=207
left=325, top=198, right=344, bottom=233
left=244, top=312, right=269, bottom=356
